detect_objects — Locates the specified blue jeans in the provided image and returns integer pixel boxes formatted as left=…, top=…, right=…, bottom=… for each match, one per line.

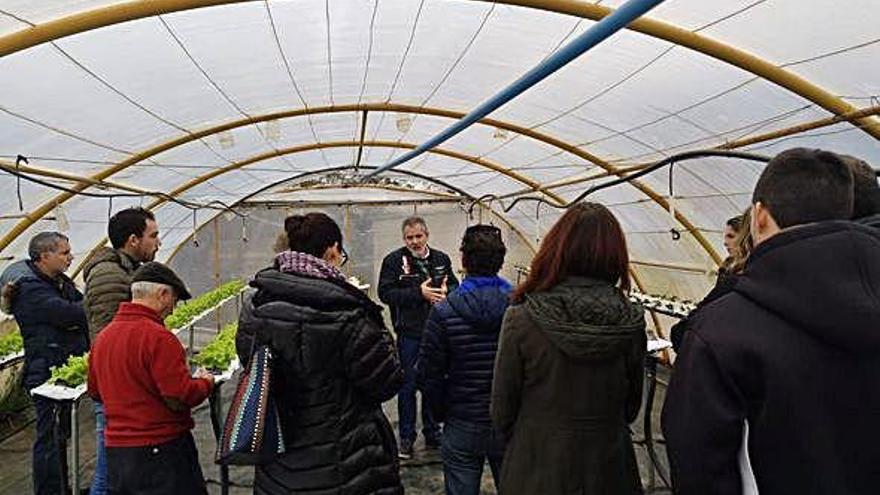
left=442, top=419, right=504, bottom=495
left=90, top=402, right=108, bottom=494
left=397, top=335, right=439, bottom=444
left=32, top=396, right=68, bottom=495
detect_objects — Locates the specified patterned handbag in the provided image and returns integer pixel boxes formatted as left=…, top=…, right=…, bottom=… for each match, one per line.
left=216, top=344, right=285, bottom=465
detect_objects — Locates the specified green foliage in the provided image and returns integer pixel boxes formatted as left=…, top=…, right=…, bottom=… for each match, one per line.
left=41, top=282, right=244, bottom=388
left=49, top=353, right=89, bottom=387
left=191, top=322, right=238, bottom=373
left=164, top=279, right=245, bottom=330
left=0, top=329, right=23, bottom=358
left=0, top=382, right=29, bottom=414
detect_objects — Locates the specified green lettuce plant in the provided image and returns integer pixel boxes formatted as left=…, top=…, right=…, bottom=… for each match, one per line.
left=191, top=322, right=238, bottom=373
left=165, top=279, right=245, bottom=330
left=0, top=329, right=23, bottom=358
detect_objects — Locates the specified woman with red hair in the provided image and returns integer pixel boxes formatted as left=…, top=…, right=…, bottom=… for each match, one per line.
left=491, top=202, right=646, bottom=494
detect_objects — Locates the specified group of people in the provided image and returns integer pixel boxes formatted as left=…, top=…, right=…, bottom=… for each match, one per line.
left=1, top=146, right=878, bottom=495
left=0, top=207, right=199, bottom=495
left=663, top=149, right=880, bottom=494
left=234, top=202, right=646, bottom=495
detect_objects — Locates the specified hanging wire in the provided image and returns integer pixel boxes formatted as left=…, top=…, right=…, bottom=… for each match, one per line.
left=535, top=201, right=543, bottom=245
left=0, top=156, right=247, bottom=218
left=14, top=155, right=26, bottom=211
left=192, top=210, right=200, bottom=248
left=466, top=149, right=771, bottom=216
left=668, top=161, right=681, bottom=241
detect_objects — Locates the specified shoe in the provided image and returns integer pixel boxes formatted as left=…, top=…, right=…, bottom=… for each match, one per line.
left=398, top=440, right=414, bottom=460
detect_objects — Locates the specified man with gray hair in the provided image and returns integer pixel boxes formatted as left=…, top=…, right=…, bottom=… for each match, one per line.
left=2, top=231, right=89, bottom=495
left=88, top=261, right=213, bottom=494
left=379, top=216, right=459, bottom=459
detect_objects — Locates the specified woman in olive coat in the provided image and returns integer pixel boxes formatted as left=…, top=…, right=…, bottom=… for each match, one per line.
left=491, top=202, right=646, bottom=494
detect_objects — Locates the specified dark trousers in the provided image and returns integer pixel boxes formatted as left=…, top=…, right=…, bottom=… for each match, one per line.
left=32, top=396, right=70, bottom=495
left=397, top=335, right=439, bottom=444
left=106, top=433, right=207, bottom=495
left=442, top=419, right=504, bottom=495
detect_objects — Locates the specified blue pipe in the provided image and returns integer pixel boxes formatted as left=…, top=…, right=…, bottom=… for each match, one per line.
left=363, top=0, right=666, bottom=179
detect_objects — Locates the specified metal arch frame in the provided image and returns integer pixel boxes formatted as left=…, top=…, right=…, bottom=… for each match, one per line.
left=0, top=0, right=875, bottom=140
left=67, top=149, right=557, bottom=278
left=0, top=103, right=721, bottom=265
left=159, top=188, right=538, bottom=266
left=480, top=103, right=880, bottom=204
left=270, top=184, right=463, bottom=198
left=152, top=176, right=666, bottom=336
left=147, top=139, right=568, bottom=205
left=2, top=1, right=878, bottom=260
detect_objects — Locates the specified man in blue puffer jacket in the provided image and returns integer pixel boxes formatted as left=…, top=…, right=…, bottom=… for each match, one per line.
left=5, top=232, right=89, bottom=495
left=418, top=224, right=510, bottom=495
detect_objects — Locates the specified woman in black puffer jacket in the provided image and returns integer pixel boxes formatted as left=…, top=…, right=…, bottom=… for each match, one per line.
left=236, top=213, right=404, bottom=495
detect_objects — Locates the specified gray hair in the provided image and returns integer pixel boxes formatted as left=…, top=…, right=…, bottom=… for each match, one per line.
left=130, top=281, right=172, bottom=299
left=401, top=216, right=428, bottom=234
left=28, top=232, right=69, bottom=261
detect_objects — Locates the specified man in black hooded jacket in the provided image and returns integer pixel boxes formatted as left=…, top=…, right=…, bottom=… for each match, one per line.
left=663, top=148, right=880, bottom=494
left=378, top=216, right=459, bottom=458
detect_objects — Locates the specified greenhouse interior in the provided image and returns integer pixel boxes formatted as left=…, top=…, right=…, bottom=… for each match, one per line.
left=0, top=0, right=878, bottom=494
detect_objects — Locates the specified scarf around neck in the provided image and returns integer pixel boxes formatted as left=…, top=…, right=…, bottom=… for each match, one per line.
left=275, top=250, right=345, bottom=282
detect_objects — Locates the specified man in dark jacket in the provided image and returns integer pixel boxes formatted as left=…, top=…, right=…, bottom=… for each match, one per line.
left=419, top=224, right=510, bottom=495
left=83, top=207, right=160, bottom=339
left=663, top=148, right=880, bottom=494
left=378, top=216, right=458, bottom=458
left=7, top=232, right=89, bottom=495
left=81, top=207, right=159, bottom=495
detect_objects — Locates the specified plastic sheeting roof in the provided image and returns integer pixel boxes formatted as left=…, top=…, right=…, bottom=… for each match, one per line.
left=0, top=0, right=878, bottom=301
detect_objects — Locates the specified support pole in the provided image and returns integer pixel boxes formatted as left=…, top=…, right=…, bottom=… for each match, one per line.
left=363, top=0, right=665, bottom=179
left=213, top=217, right=222, bottom=332
left=71, top=401, right=79, bottom=495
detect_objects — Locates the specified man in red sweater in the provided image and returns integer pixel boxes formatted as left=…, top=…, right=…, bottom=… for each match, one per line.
left=88, top=262, right=214, bottom=494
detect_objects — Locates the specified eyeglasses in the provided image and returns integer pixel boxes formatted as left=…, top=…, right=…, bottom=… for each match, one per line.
left=340, top=246, right=349, bottom=267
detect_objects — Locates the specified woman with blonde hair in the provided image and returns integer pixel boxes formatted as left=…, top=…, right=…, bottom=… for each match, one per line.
left=728, top=207, right=754, bottom=275
left=671, top=207, right=753, bottom=353
left=491, top=202, right=646, bottom=494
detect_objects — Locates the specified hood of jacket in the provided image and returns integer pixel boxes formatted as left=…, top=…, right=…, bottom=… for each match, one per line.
left=734, top=221, right=880, bottom=356
left=0, top=260, right=34, bottom=286
left=0, top=260, right=36, bottom=312
left=445, top=276, right=512, bottom=333
left=81, top=247, right=138, bottom=282
left=523, top=276, right=644, bottom=361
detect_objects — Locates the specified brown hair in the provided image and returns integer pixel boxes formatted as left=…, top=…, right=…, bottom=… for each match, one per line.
left=728, top=207, right=754, bottom=274
left=284, top=213, right=343, bottom=258
left=512, top=202, right=630, bottom=303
